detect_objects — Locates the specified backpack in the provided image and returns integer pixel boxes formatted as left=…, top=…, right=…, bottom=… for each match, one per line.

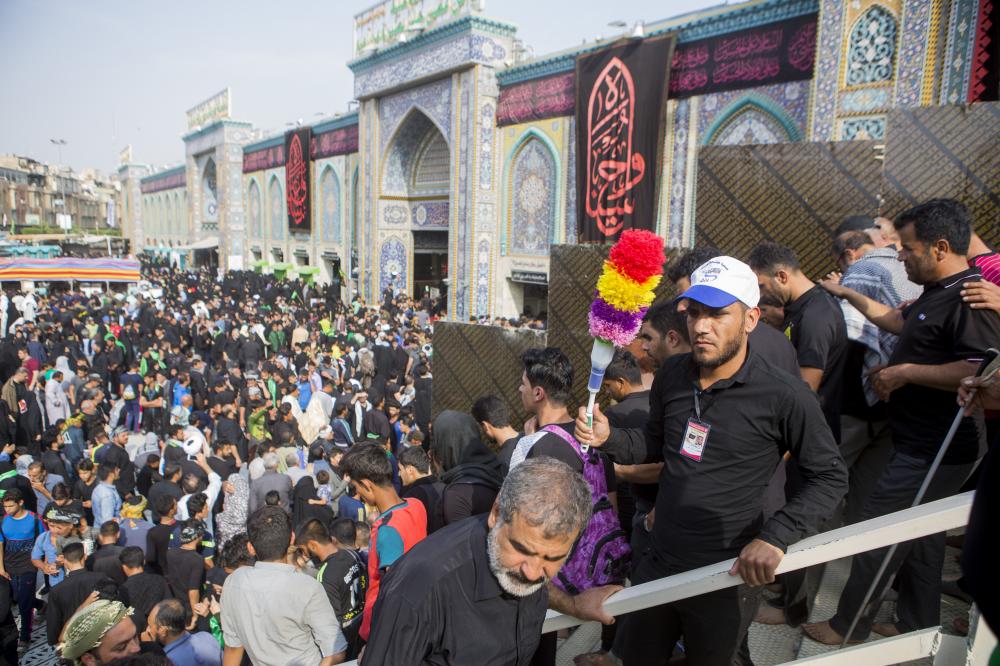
left=509, top=425, right=631, bottom=594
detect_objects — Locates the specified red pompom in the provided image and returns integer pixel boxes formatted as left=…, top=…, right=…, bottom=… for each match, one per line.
left=608, top=230, right=666, bottom=283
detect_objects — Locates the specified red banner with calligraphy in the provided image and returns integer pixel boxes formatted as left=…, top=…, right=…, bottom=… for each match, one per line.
left=285, top=128, right=312, bottom=234
left=576, top=35, right=674, bottom=242
left=669, top=13, right=817, bottom=99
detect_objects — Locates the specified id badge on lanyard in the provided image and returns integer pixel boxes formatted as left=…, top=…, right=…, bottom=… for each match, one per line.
left=679, top=389, right=711, bottom=462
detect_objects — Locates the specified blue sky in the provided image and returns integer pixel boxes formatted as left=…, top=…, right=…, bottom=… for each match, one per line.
left=0, top=0, right=709, bottom=176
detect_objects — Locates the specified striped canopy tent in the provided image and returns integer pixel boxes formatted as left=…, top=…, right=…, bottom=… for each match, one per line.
left=0, top=258, right=141, bottom=282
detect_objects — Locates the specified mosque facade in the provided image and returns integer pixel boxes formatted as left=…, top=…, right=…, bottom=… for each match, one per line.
left=119, top=0, right=997, bottom=319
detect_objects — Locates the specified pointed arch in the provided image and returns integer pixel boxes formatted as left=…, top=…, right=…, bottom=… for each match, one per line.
left=381, top=109, right=448, bottom=198
left=247, top=178, right=262, bottom=239
left=845, top=4, right=898, bottom=86
left=502, top=128, right=561, bottom=256
left=268, top=174, right=285, bottom=241
left=173, top=191, right=182, bottom=236
left=202, top=158, right=219, bottom=223
left=320, top=165, right=342, bottom=244
left=703, top=95, right=802, bottom=146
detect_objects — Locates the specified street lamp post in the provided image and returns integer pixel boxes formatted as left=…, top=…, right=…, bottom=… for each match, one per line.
left=49, top=138, right=67, bottom=165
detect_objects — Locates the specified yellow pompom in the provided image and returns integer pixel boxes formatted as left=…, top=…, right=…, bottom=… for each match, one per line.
left=596, top=262, right=661, bottom=312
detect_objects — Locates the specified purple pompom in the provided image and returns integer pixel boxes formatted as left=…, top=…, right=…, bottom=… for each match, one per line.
left=588, top=298, right=646, bottom=346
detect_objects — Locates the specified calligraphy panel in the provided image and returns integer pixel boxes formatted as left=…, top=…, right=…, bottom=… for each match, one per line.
left=670, top=13, right=817, bottom=99
left=285, top=128, right=312, bottom=234
left=575, top=35, right=675, bottom=242
left=497, top=72, right=576, bottom=127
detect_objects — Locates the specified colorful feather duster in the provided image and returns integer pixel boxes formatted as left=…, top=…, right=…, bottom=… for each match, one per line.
left=583, top=230, right=665, bottom=446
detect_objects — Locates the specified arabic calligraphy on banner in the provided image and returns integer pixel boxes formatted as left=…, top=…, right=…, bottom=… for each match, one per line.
left=669, top=13, right=817, bottom=98
left=496, top=72, right=576, bottom=127
left=186, top=89, right=232, bottom=131
left=354, top=0, right=481, bottom=56
left=285, top=128, right=312, bottom=234
left=576, top=36, right=675, bottom=242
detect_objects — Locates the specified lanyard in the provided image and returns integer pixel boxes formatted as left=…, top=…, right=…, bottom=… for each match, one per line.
left=693, top=389, right=703, bottom=421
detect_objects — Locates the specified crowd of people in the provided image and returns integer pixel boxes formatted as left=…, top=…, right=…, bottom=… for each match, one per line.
left=0, top=197, right=996, bottom=666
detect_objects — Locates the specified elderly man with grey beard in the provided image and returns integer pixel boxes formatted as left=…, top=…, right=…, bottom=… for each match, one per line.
left=362, top=456, right=617, bottom=665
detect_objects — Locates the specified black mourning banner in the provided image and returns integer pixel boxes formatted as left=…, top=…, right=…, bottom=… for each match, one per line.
left=576, top=35, right=675, bottom=242
left=285, top=127, right=312, bottom=234
left=668, top=13, right=817, bottom=99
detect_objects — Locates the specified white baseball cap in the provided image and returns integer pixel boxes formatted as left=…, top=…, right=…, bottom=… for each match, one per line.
left=679, top=256, right=760, bottom=308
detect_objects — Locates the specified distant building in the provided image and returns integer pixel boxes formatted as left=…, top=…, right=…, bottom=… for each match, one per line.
left=122, top=0, right=999, bottom=318
left=0, top=155, right=119, bottom=237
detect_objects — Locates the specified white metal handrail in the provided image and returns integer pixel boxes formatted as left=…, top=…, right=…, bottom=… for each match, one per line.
left=339, top=491, right=976, bottom=665
left=543, top=490, right=973, bottom=633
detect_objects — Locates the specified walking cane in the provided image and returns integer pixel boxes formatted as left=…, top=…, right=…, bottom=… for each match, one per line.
left=840, top=347, right=1000, bottom=649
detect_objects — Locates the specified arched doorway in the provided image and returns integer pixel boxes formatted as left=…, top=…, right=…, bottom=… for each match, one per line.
left=381, top=110, right=450, bottom=301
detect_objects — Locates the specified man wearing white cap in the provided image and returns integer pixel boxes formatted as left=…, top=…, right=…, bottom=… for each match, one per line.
left=575, top=257, right=847, bottom=666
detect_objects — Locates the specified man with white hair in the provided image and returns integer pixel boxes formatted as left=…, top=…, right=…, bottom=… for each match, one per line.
left=249, top=452, right=292, bottom=514
left=364, top=457, right=615, bottom=665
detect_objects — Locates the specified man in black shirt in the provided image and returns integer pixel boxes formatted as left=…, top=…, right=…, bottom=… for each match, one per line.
left=576, top=256, right=847, bottom=666
left=398, top=446, right=444, bottom=528
left=95, top=426, right=136, bottom=498
left=148, top=464, right=184, bottom=517
left=120, top=546, right=170, bottom=633
left=46, top=542, right=110, bottom=645
left=297, top=518, right=367, bottom=659
left=503, top=348, right=615, bottom=494
left=601, top=350, right=657, bottom=561
left=166, top=519, right=207, bottom=615
left=472, top=395, right=521, bottom=456
left=749, top=242, right=849, bottom=439
left=146, top=495, right=179, bottom=576
left=364, top=457, right=600, bottom=665
left=134, top=450, right=161, bottom=494
left=89, top=520, right=126, bottom=583
left=805, top=199, right=1000, bottom=644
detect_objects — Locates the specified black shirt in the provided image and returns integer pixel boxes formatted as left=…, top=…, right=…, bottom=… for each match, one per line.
left=606, top=390, right=656, bottom=505
left=46, top=569, right=111, bottom=645
left=364, top=515, right=548, bottom=666
left=96, top=443, right=136, bottom=497
left=146, top=522, right=175, bottom=575
left=122, top=572, right=170, bottom=632
left=401, top=475, right=444, bottom=531
left=887, top=268, right=1000, bottom=463
left=136, top=465, right=162, bottom=498
left=88, top=544, right=126, bottom=584
left=148, top=480, right=183, bottom=517
left=318, top=549, right=367, bottom=623
left=166, top=548, right=205, bottom=610
left=749, top=323, right=800, bottom=377
left=782, top=286, right=849, bottom=440
left=603, top=351, right=847, bottom=570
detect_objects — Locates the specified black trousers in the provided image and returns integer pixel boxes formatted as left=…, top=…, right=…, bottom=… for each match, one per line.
left=829, top=450, right=977, bottom=640
left=614, top=550, right=760, bottom=666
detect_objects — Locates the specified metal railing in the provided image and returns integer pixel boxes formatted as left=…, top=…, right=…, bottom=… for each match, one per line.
left=342, top=491, right=989, bottom=665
